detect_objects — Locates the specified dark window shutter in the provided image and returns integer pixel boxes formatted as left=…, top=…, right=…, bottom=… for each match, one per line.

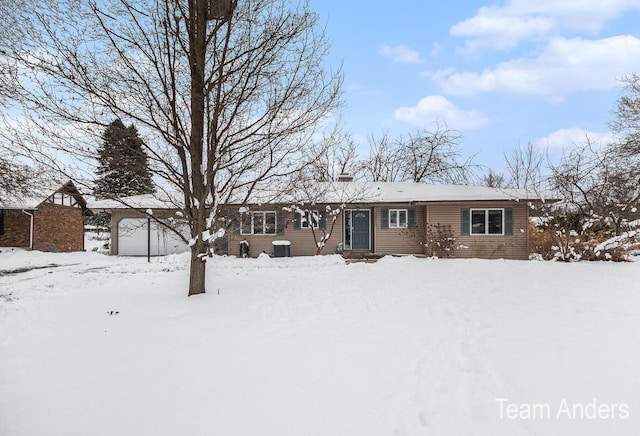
left=277, top=211, right=286, bottom=235
left=319, top=211, right=327, bottom=230
left=293, top=211, right=301, bottom=230
left=0, top=209, right=4, bottom=235
left=505, top=208, right=514, bottom=235
left=407, top=208, right=416, bottom=228
left=381, top=208, right=389, bottom=229
left=461, top=208, right=470, bottom=235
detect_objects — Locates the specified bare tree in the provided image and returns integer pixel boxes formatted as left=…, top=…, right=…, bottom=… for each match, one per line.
left=303, top=121, right=362, bottom=181
left=611, top=73, right=640, bottom=157
left=549, top=137, right=640, bottom=237
left=397, top=124, right=474, bottom=184
left=481, top=169, right=507, bottom=188
left=504, top=142, right=544, bottom=190
left=0, top=157, right=37, bottom=203
left=3, top=0, right=342, bottom=295
left=360, top=125, right=476, bottom=184
left=363, top=132, right=402, bottom=182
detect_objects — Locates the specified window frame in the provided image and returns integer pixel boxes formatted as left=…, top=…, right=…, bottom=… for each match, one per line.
left=388, top=209, right=408, bottom=229
left=299, top=210, right=320, bottom=229
left=470, top=208, right=504, bottom=235
left=240, top=211, right=277, bottom=235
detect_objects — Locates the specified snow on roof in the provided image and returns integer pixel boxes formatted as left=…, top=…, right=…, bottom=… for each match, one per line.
left=87, top=182, right=553, bottom=211
left=88, top=192, right=184, bottom=210
left=323, top=182, right=550, bottom=203
left=0, top=181, right=85, bottom=210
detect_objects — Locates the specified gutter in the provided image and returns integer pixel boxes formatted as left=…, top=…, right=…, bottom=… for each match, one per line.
left=21, top=210, right=34, bottom=250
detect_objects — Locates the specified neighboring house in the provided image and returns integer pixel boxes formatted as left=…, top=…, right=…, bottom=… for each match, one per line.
left=91, top=182, right=552, bottom=260
left=0, top=181, right=90, bottom=252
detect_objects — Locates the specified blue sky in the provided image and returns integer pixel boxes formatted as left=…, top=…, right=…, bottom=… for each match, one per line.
left=308, top=0, right=640, bottom=170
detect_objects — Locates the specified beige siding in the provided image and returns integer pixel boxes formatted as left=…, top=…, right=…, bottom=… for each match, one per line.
left=109, top=201, right=530, bottom=260
left=227, top=206, right=344, bottom=257
left=373, top=205, right=425, bottom=255
left=426, top=202, right=529, bottom=260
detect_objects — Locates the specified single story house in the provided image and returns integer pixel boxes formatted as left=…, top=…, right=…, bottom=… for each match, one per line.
left=0, top=181, right=90, bottom=252
left=91, top=182, right=552, bottom=260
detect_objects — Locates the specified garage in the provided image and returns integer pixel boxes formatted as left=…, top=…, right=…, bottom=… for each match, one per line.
left=117, top=218, right=190, bottom=256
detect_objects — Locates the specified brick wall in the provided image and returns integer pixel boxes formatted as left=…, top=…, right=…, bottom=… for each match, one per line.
left=0, top=209, right=31, bottom=248
left=33, top=203, right=85, bottom=252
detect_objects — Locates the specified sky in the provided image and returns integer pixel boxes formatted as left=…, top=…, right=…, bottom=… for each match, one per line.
left=308, top=0, right=640, bottom=171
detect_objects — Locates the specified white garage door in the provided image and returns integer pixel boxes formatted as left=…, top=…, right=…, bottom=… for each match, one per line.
left=117, top=218, right=190, bottom=256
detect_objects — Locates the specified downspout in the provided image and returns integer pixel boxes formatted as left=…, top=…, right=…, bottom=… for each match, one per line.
left=22, top=210, right=34, bottom=250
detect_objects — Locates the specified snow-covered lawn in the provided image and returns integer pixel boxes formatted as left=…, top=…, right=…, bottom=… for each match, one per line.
left=1, top=249, right=639, bottom=436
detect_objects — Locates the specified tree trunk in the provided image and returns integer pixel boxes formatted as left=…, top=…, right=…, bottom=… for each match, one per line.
left=186, top=0, right=208, bottom=296
left=188, top=242, right=207, bottom=296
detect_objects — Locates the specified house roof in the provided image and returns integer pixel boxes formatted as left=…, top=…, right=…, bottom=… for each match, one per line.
left=284, top=182, right=553, bottom=204
left=87, top=182, right=554, bottom=211
left=88, top=191, right=185, bottom=211
left=0, top=181, right=88, bottom=211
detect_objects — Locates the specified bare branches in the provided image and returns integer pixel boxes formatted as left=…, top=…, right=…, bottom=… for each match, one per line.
left=503, top=142, right=544, bottom=190
left=2, top=0, right=343, bottom=294
left=611, top=73, right=640, bottom=157
left=362, top=124, right=476, bottom=184
left=398, top=124, right=473, bottom=184
left=364, top=132, right=401, bottom=182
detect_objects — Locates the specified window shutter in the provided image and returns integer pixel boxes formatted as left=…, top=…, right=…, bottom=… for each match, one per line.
left=319, top=211, right=327, bottom=230
left=505, top=208, right=514, bottom=235
left=0, top=209, right=4, bottom=235
left=293, top=212, right=301, bottom=230
left=233, top=217, right=241, bottom=235
left=461, top=208, right=470, bottom=235
left=381, top=208, right=389, bottom=229
left=277, top=211, right=286, bottom=235
left=407, top=208, right=416, bottom=228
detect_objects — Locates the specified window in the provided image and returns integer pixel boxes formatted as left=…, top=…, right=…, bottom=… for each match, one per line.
left=0, top=209, right=4, bottom=235
left=388, top=209, right=408, bottom=228
left=300, top=210, right=320, bottom=229
left=381, top=208, right=415, bottom=229
left=241, top=211, right=277, bottom=235
left=471, top=209, right=503, bottom=235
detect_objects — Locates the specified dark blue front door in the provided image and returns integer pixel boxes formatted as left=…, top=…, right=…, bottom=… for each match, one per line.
left=349, top=210, right=370, bottom=250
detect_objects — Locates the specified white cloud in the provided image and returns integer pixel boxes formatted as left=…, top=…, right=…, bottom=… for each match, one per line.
left=426, top=35, right=640, bottom=100
left=535, top=127, right=616, bottom=150
left=393, top=95, right=489, bottom=130
left=451, top=12, right=555, bottom=51
left=378, top=44, right=423, bottom=64
left=451, top=0, right=640, bottom=50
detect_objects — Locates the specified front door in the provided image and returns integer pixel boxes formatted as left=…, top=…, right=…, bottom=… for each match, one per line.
left=344, top=209, right=370, bottom=250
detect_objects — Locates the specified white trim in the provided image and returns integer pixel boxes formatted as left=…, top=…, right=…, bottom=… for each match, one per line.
left=299, top=210, right=320, bottom=229
left=388, top=209, right=408, bottom=228
left=241, top=211, right=277, bottom=235
left=470, top=208, right=505, bottom=235
left=21, top=210, right=34, bottom=250
left=343, top=208, right=371, bottom=250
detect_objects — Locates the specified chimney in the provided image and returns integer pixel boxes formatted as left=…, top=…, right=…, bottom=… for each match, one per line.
left=337, top=174, right=354, bottom=182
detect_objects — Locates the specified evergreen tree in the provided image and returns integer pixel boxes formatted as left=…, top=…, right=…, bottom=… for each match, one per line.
left=94, top=119, right=155, bottom=198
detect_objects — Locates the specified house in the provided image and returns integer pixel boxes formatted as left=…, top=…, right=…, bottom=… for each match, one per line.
left=0, top=181, right=90, bottom=252
left=226, top=182, right=550, bottom=260
left=91, top=182, right=552, bottom=260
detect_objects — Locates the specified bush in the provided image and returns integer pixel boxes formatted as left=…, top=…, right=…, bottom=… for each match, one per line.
left=529, top=220, right=636, bottom=262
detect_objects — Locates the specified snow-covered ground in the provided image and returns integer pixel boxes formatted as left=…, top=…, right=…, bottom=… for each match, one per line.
left=1, top=249, right=639, bottom=436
